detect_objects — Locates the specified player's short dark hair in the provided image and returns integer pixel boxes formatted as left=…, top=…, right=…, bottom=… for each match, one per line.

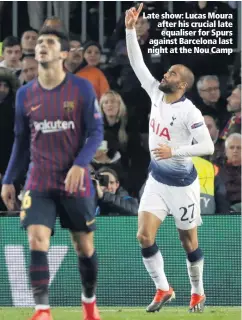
left=97, top=167, right=119, bottom=182
left=38, top=27, right=70, bottom=52
left=2, top=36, right=21, bottom=52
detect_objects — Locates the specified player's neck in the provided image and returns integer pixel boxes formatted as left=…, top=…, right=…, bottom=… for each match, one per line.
left=163, top=92, right=184, bottom=104
left=38, top=64, right=66, bottom=89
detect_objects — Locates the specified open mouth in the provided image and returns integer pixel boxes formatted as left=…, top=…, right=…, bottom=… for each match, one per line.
left=39, top=50, right=48, bottom=55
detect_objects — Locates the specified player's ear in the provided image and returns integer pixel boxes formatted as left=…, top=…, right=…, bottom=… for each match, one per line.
left=180, top=81, right=187, bottom=91
left=60, top=51, right=68, bottom=60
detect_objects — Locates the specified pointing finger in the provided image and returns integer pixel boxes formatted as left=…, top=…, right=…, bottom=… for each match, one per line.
left=137, top=3, right=143, bottom=15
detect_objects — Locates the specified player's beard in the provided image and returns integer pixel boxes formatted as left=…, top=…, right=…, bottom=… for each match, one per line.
left=158, top=83, right=174, bottom=94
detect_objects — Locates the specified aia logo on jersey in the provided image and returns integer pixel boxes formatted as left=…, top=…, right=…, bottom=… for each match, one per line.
left=150, top=118, right=171, bottom=141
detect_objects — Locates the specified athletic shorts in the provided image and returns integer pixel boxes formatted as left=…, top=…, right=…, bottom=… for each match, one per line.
left=20, top=190, right=96, bottom=233
left=138, top=174, right=202, bottom=230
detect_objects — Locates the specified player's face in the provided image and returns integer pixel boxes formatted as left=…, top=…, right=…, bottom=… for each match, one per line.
left=35, top=35, right=66, bottom=65
left=204, top=116, right=218, bottom=142
left=227, top=88, right=241, bottom=113
left=84, top=45, right=101, bottom=67
left=159, top=66, right=186, bottom=94
left=101, top=94, right=120, bottom=117
left=226, top=137, right=241, bottom=165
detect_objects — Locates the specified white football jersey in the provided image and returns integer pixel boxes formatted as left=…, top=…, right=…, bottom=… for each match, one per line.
left=126, top=28, right=214, bottom=186
left=143, top=78, right=206, bottom=183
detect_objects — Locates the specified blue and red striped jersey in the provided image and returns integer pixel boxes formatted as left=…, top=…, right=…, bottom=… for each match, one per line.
left=3, top=73, right=103, bottom=197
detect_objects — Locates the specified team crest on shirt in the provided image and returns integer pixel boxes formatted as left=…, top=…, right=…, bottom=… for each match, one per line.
left=63, top=101, right=75, bottom=113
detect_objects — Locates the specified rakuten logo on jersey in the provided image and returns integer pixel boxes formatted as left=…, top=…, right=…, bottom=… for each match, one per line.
left=33, top=120, right=75, bottom=134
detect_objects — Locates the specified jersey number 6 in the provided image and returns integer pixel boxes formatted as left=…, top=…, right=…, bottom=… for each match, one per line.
left=179, top=204, right=195, bottom=223
left=22, top=190, right=32, bottom=210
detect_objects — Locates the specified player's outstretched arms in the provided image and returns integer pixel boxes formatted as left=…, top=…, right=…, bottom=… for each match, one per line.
left=125, top=3, right=157, bottom=95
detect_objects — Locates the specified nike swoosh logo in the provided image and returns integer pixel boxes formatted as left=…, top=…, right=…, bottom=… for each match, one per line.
left=86, top=219, right=96, bottom=226
left=31, top=104, right=41, bottom=112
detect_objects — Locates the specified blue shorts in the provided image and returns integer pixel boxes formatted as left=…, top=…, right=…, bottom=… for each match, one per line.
left=20, top=190, right=96, bottom=233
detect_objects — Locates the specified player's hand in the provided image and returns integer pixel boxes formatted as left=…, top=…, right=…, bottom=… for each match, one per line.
left=125, top=3, right=143, bottom=29
left=152, top=144, right=173, bottom=160
left=64, top=165, right=86, bottom=194
left=1, top=184, right=16, bottom=211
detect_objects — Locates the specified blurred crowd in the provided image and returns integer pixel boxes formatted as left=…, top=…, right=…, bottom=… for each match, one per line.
left=0, top=1, right=241, bottom=215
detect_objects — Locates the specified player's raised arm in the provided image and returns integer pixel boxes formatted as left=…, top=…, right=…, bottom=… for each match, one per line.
left=125, top=3, right=157, bottom=95
left=73, top=82, right=104, bottom=168
left=1, top=88, right=30, bottom=209
left=172, top=108, right=214, bottom=157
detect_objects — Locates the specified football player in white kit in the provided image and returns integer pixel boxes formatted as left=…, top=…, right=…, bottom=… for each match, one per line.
left=125, top=4, right=214, bottom=313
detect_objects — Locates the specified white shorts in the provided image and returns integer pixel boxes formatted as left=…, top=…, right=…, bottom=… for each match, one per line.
left=139, top=174, right=202, bottom=230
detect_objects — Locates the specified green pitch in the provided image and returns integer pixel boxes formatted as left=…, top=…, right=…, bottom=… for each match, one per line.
left=0, top=307, right=240, bottom=320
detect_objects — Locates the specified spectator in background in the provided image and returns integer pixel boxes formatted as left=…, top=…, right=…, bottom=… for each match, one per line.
left=0, top=67, right=20, bottom=210
left=21, top=30, right=38, bottom=56
left=91, top=132, right=127, bottom=187
left=64, top=39, right=83, bottom=73
left=135, top=13, right=150, bottom=44
left=0, top=36, right=22, bottom=76
left=220, top=84, right=241, bottom=140
left=83, top=41, right=101, bottom=67
left=100, top=90, right=147, bottom=195
left=203, top=115, right=225, bottom=166
left=100, top=90, right=128, bottom=153
left=196, top=75, right=230, bottom=129
left=93, top=167, right=138, bottom=216
left=74, top=41, right=110, bottom=100
left=219, top=133, right=241, bottom=209
left=192, top=157, right=230, bottom=214
left=20, top=56, right=38, bottom=84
